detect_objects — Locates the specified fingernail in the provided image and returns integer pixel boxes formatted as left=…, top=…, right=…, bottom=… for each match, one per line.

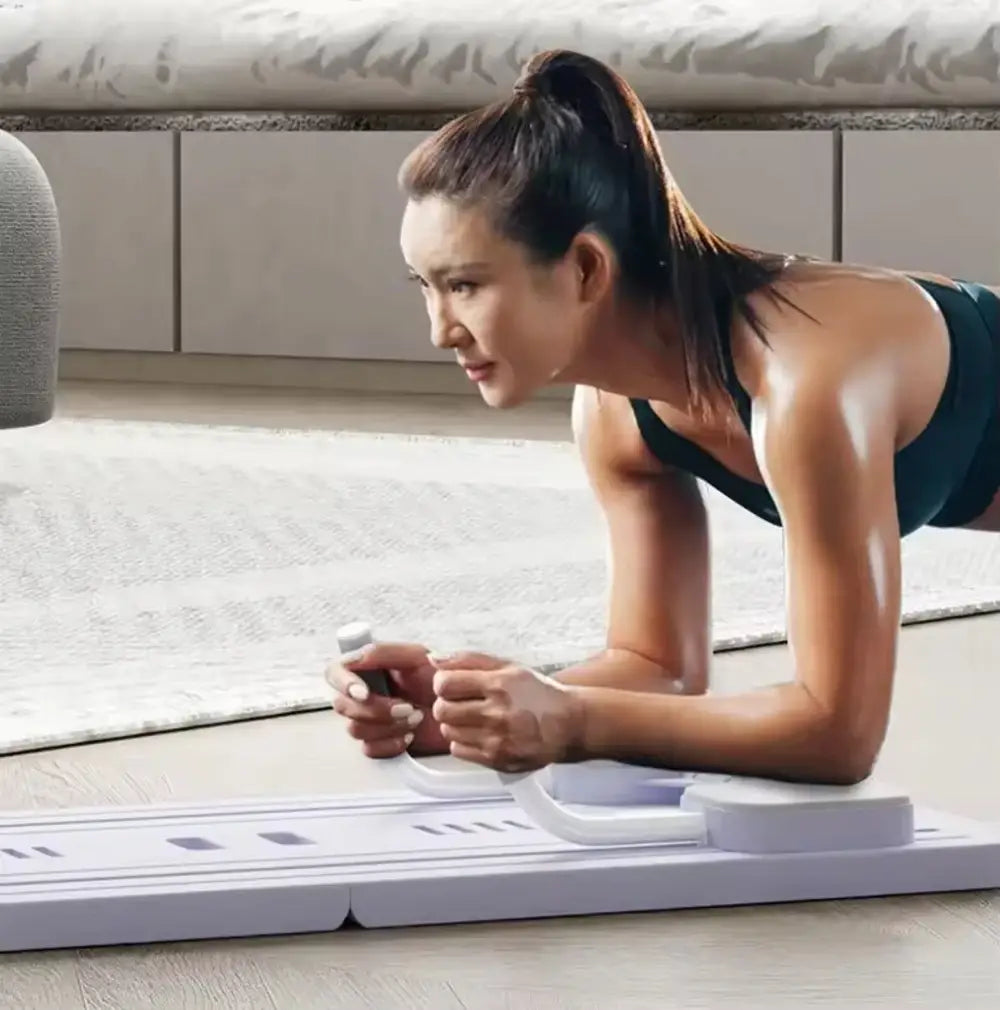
left=340, top=645, right=373, bottom=664
left=427, top=652, right=451, bottom=664
left=403, top=733, right=415, bottom=747
left=390, top=702, right=414, bottom=720
left=347, top=682, right=369, bottom=701
left=407, top=710, right=424, bottom=728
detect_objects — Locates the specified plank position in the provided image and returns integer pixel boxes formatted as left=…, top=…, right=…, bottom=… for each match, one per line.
left=329, top=49, right=1000, bottom=785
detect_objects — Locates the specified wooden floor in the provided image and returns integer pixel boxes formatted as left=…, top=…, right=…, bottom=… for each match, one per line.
left=2, top=378, right=999, bottom=1009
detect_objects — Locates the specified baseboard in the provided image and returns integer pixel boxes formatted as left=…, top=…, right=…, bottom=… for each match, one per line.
left=56, top=349, right=575, bottom=400
left=8, top=108, right=1000, bottom=133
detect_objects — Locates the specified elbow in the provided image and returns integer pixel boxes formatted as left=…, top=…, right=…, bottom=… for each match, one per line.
left=787, top=694, right=883, bottom=785
left=792, top=679, right=887, bottom=785
left=805, top=721, right=882, bottom=786
left=816, top=752, right=875, bottom=786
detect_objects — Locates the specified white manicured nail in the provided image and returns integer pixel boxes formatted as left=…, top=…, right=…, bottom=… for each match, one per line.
left=390, top=702, right=414, bottom=720
left=347, top=682, right=369, bottom=701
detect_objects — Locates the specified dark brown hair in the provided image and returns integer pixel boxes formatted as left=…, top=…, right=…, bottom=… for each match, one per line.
left=399, top=48, right=792, bottom=413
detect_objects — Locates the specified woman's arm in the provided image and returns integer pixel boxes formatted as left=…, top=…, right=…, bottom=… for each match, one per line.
left=567, top=357, right=903, bottom=784
left=550, top=385, right=712, bottom=696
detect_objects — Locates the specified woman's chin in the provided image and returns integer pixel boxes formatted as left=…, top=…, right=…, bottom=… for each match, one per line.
left=471, top=363, right=552, bottom=409
left=480, top=373, right=529, bottom=409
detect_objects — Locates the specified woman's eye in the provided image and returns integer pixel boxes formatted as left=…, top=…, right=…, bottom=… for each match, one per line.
left=449, top=281, right=477, bottom=294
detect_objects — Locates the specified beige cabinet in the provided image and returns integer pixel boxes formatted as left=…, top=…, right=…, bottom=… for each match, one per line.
left=14, top=131, right=175, bottom=352
left=27, top=124, right=1000, bottom=370
left=659, top=131, right=835, bottom=260
left=179, top=129, right=835, bottom=362
left=179, top=131, right=439, bottom=361
left=842, top=131, right=1000, bottom=283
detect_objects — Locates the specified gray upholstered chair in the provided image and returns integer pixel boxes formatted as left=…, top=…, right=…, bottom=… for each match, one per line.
left=0, top=129, right=60, bottom=429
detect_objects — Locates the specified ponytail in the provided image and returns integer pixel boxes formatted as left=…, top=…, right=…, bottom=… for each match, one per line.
left=400, top=48, right=791, bottom=414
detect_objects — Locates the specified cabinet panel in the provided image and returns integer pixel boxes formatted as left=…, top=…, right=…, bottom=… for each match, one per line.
left=843, top=131, right=1000, bottom=283
left=15, top=132, right=175, bottom=352
left=180, top=131, right=436, bottom=361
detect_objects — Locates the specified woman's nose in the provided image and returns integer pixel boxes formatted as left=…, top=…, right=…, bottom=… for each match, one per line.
left=429, top=309, right=468, bottom=351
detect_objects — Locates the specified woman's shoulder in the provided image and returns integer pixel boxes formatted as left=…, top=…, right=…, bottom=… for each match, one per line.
left=571, top=384, right=663, bottom=479
left=744, top=260, right=943, bottom=360
left=738, top=259, right=953, bottom=452
left=571, top=383, right=713, bottom=492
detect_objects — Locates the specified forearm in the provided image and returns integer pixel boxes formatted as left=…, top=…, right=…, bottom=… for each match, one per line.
left=570, top=680, right=871, bottom=784
left=551, top=648, right=697, bottom=695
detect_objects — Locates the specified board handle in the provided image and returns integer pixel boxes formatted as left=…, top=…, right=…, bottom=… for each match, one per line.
left=393, top=750, right=509, bottom=799
left=497, top=769, right=706, bottom=846
left=394, top=753, right=705, bottom=845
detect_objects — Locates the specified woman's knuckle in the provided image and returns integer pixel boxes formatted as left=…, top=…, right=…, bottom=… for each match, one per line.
left=346, top=720, right=368, bottom=739
left=485, top=736, right=506, bottom=761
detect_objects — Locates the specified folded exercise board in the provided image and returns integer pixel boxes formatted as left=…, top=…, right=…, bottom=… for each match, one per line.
left=3, top=753, right=999, bottom=953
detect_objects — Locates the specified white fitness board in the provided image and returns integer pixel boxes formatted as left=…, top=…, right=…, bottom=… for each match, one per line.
left=2, top=754, right=999, bottom=953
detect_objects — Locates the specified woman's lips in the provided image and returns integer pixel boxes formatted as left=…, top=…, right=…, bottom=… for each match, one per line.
left=463, top=362, right=494, bottom=381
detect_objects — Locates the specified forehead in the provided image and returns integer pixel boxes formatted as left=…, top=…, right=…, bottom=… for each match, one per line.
left=399, top=196, right=501, bottom=271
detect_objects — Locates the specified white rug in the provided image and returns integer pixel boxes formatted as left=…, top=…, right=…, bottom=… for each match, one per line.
left=1, top=416, right=998, bottom=755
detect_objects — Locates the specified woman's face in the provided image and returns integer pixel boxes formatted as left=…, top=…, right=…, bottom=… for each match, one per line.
left=399, top=195, right=594, bottom=408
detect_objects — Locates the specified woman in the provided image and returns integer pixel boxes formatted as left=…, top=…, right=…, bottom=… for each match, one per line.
left=327, top=49, right=1000, bottom=785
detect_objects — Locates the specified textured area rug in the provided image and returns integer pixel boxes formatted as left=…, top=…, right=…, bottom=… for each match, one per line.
left=2, top=417, right=999, bottom=754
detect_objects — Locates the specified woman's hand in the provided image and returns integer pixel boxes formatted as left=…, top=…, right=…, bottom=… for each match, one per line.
left=326, top=642, right=509, bottom=759
left=326, top=640, right=445, bottom=758
left=428, top=653, right=585, bottom=772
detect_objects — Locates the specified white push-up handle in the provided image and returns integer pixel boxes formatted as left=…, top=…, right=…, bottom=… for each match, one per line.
left=496, top=769, right=707, bottom=845
left=337, top=623, right=707, bottom=846
left=393, top=750, right=508, bottom=799
left=391, top=750, right=706, bottom=844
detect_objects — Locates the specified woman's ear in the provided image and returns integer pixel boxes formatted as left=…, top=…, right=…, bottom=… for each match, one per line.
left=568, top=230, right=617, bottom=304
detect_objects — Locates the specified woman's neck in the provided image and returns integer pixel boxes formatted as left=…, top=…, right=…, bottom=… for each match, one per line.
left=558, top=297, right=700, bottom=409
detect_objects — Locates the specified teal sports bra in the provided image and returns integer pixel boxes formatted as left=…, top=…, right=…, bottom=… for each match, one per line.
left=629, top=277, right=1000, bottom=537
